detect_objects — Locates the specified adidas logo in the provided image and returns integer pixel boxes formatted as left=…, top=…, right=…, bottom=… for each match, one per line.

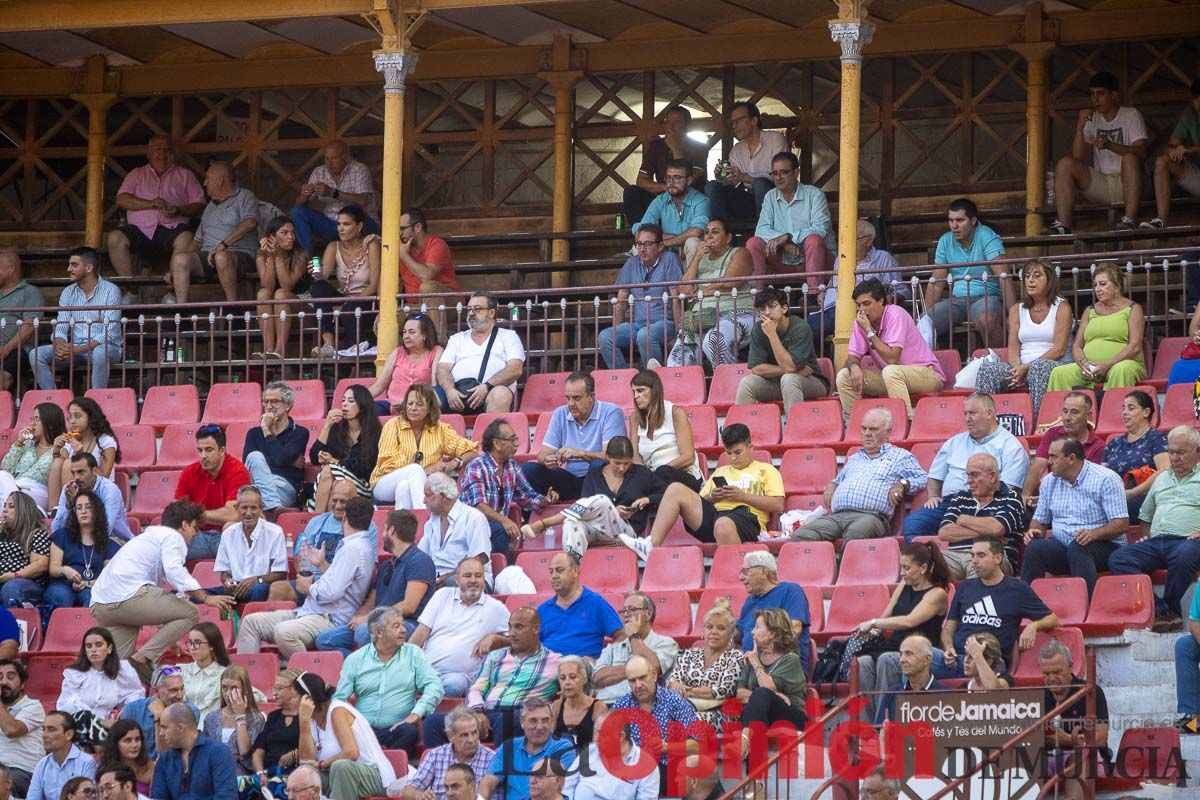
left=960, top=596, right=1004, bottom=628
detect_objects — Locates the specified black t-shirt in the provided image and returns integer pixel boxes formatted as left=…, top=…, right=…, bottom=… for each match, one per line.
left=252, top=709, right=299, bottom=768
left=949, top=576, right=1053, bottom=655
left=579, top=463, right=666, bottom=534
left=1046, top=677, right=1112, bottom=759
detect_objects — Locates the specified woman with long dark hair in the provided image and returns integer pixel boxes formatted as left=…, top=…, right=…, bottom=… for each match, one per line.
left=295, top=673, right=395, bottom=798
left=1102, top=388, right=1169, bottom=520
left=628, top=369, right=702, bottom=490
left=310, top=205, right=380, bottom=358
left=309, top=384, right=382, bottom=510
left=0, top=401, right=66, bottom=510
left=48, top=397, right=122, bottom=503
left=0, top=491, right=51, bottom=608
left=255, top=216, right=309, bottom=359
left=58, top=626, right=145, bottom=745
left=181, top=622, right=234, bottom=719
left=97, top=718, right=155, bottom=794
left=47, top=488, right=120, bottom=612
left=367, top=313, right=443, bottom=416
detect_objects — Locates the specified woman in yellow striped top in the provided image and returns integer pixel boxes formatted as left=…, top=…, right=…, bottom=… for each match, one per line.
left=370, top=383, right=479, bottom=508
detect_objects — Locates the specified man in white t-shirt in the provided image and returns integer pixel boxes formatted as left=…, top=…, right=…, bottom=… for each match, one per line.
left=408, top=555, right=509, bottom=697
left=1048, top=70, right=1148, bottom=234
left=435, top=291, right=525, bottom=415
left=212, top=486, right=288, bottom=603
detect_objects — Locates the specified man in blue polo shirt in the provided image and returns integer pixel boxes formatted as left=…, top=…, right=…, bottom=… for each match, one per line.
left=477, top=698, right=575, bottom=800
left=924, top=197, right=1010, bottom=346
left=537, top=551, right=623, bottom=658
left=314, top=509, right=435, bottom=655
left=522, top=371, right=626, bottom=502
left=737, top=550, right=811, bottom=672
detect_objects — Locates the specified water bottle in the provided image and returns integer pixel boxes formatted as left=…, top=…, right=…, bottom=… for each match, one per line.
left=544, top=526, right=556, bottom=550
left=296, top=542, right=314, bottom=577
left=510, top=305, right=520, bottom=322
left=614, top=213, right=625, bottom=231
left=163, top=338, right=175, bottom=363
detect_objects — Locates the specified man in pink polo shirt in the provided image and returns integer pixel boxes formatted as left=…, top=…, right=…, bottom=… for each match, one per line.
left=107, top=136, right=206, bottom=288
left=835, top=277, right=946, bottom=422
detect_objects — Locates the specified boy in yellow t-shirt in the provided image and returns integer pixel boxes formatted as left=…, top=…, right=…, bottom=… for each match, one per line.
left=619, top=423, right=785, bottom=561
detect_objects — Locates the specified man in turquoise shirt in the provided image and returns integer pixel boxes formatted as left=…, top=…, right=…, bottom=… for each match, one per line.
left=747, top=150, right=834, bottom=291
left=631, top=159, right=708, bottom=266
left=332, top=606, right=443, bottom=757
left=925, top=197, right=1010, bottom=346
left=1148, top=78, right=1200, bottom=229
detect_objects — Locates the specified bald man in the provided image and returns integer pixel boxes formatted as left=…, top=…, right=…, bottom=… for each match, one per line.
left=808, top=218, right=906, bottom=343
left=152, top=703, right=236, bottom=800
left=290, top=140, right=380, bottom=255
left=168, top=161, right=260, bottom=304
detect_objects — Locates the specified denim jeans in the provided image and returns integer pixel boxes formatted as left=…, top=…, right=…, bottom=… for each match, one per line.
left=205, top=582, right=272, bottom=603
left=243, top=451, right=298, bottom=510
left=44, top=578, right=91, bottom=612
left=1175, top=635, right=1200, bottom=714
left=902, top=498, right=951, bottom=541
left=314, top=618, right=418, bottom=657
left=186, top=530, right=223, bottom=561
left=33, top=343, right=122, bottom=390
left=1108, top=536, right=1200, bottom=616
left=597, top=320, right=675, bottom=369
left=704, top=178, right=773, bottom=223
left=290, top=206, right=380, bottom=259
left=1021, top=537, right=1121, bottom=598
left=0, top=577, right=45, bottom=607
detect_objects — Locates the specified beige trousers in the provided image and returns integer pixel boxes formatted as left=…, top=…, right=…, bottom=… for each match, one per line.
left=235, top=609, right=335, bottom=661
left=835, top=364, right=943, bottom=420
left=91, top=585, right=200, bottom=663
left=734, top=373, right=828, bottom=412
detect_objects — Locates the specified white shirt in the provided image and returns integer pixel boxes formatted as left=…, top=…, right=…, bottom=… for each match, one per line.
left=56, top=662, right=145, bottom=716
left=1083, top=106, right=1147, bottom=175
left=300, top=529, right=375, bottom=624
left=215, top=518, right=288, bottom=582
left=728, top=129, right=790, bottom=181
left=312, top=700, right=396, bottom=786
left=0, top=694, right=45, bottom=772
left=593, top=630, right=680, bottom=702
left=91, top=525, right=199, bottom=605
left=440, top=326, right=525, bottom=387
left=418, top=500, right=493, bottom=585
left=562, top=742, right=659, bottom=800
left=416, top=587, right=509, bottom=677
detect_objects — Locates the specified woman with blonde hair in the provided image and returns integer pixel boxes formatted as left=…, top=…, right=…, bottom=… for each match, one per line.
left=370, top=383, right=477, bottom=507
left=0, top=491, right=51, bottom=608
left=1048, top=263, right=1145, bottom=390
left=736, top=608, right=807, bottom=749
left=629, top=369, right=702, bottom=491
left=666, top=596, right=746, bottom=726
left=963, top=632, right=1011, bottom=691
left=202, top=665, right=266, bottom=774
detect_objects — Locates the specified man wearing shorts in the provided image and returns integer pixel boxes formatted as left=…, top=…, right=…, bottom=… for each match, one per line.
left=619, top=422, right=784, bottom=560
left=1047, top=70, right=1148, bottom=234
left=107, top=136, right=206, bottom=294
left=1146, top=78, right=1200, bottom=229
left=167, top=161, right=259, bottom=304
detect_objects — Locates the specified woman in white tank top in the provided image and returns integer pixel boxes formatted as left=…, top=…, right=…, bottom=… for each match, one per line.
left=296, top=673, right=396, bottom=797
left=975, top=260, right=1073, bottom=418
left=629, top=370, right=702, bottom=490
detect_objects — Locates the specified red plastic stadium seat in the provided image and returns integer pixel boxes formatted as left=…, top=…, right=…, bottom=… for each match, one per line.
left=724, top=404, right=781, bottom=446
left=639, top=546, right=704, bottom=592
left=24, top=653, right=74, bottom=708
left=1097, top=727, right=1185, bottom=791
left=202, top=382, right=262, bottom=424
left=288, top=651, right=344, bottom=687
left=1160, top=382, right=1198, bottom=431
left=779, top=448, right=837, bottom=495
left=836, top=538, right=900, bottom=586
left=1146, top=338, right=1188, bottom=390
left=785, top=494, right=823, bottom=513
left=130, top=470, right=182, bottom=522
left=1031, top=577, right=1089, bottom=626
left=139, top=385, right=200, bottom=431
left=655, top=366, right=706, bottom=406
left=910, top=442, right=941, bottom=471
left=504, top=594, right=544, bottom=614
left=224, top=422, right=253, bottom=461
left=442, top=414, right=466, bottom=437
left=287, top=380, right=328, bottom=420
left=681, top=405, right=718, bottom=449
left=592, top=369, right=638, bottom=411
left=817, top=585, right=890, bottom=643
left=1012, top=628, right=1085, bottom=682
left=707, top=363, right=752, bottom=411
left=1036, top=390, right=1096, bottom=430
left=777, top=541, right=836, bottom=589
left=242, top=601, right=297, bottom=616
left=580, top=548, right=638, bottom=593
left=191, top=561, right=221, bottom=588
left=904, top=396, right=965, bottom=443
left=816, top=358, right=835, bottom=387
left=992, top=393, right=1034, bottom=434
left=933, top=350, right=963, bottom=382
left=156, top=423, right=203, bottom=470
left=86, top=388, right=138, bottom=425
left=1096, top=385, right=1157, bottom=436
left=113, top=425, right=156, bottom=472
left=276, top=511, right=317, bottom=535
left=42, top=608, right=96, bottom=654
left=15, top=389, right=71, bottom=430
left=781, top=401, right=843, bottom=447
left=707, top=543, right=768, bottom=589
left=382, top=751, right=410, bottom=781
left=520, top=372, right=571, bottom=417
left=1079, top=574, right=1154, bottom=636
left=844, top=398, right=909, bottom=446
left=641, top=590, right=692, bottom=638
left=332, top=378, right=375, bottom=406
left=0, top=392, right=12, bottom=430
left=804, top=585, right=825, bottom=633
left=10, top=606, right=40, bottom=652
left=473, top=413, right=529, bottom=454
left=514, top=551, right=557, bottom=594
left=230, top=653, right=281, bottom=690
left=530, top=412, right=553, bottom=454
left=694, top=587, right=748, bottom=630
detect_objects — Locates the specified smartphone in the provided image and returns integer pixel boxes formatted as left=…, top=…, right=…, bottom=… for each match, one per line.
left=712, top=476, right=728, bottom=488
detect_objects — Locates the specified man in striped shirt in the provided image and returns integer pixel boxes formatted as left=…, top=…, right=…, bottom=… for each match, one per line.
left=938, top=453, right=1025, bottom=579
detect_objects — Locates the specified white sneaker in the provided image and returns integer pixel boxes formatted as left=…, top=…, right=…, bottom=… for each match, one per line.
left=645, top=358, right=662, bottom=370
left=337, top=341, right=377, bottom=358
left=618, top=532, right=653, bottom=562
left=162, top=292, right=177, bottom=304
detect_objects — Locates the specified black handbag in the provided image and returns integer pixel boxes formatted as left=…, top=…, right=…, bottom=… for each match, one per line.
left=454, top=325, right=499, bottom=410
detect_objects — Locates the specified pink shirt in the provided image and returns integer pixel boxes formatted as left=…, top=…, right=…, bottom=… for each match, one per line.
left=118, top=164, right=206, bottom=237
left=386, top=348, right=438, bottom=406
left=848, top=304, right=946, bottom=381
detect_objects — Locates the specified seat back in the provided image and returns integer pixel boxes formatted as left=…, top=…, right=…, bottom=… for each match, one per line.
left=1036, top=389, right=1097, bottom=430
left=287, top=379, right=329, bottom=420
left=112, top=424, right=157, bottom=470
left=514, top=551, right=557, bottom=594
left=680, top=405, right=718, bottom=449
left=230, top=653, right=282, bottom=694
left=288, top=651, right=344, bottom=687
left=86, top=388, right=138, bottom=425
left=707, top=543, right=769, bottom=589
left=724, top=404, right=782, bottom=446
left=992, top=393, right=1034, bottom=433
left=777, top=541, right=836, bottom=588
left=844, top=397, right=909, bottom=444
left=782, top=401, right=843, bottom=447
left=519, top=372, right=572, bottom=416
left=592, top=369, right=638, bottom=411
left=15, top=389, right=72, bottom=430
left=1096, top=385, right=1157, bottom=435
left=1082, top=574, right=1154, bottom=634
left=1030, top=577, right=1089, bottom=626
left=1113, top=727, right=1184, bottom=786
left=1012, top=627, right=1085, bottom=680
left=139, top=385, right=201, bottom=430
left=779, top=448, right=838, bottom=495
left=42, top=607, right=96, bottom=653
left=654, top=366, right=706, bottom=406
left=1160, top=382, right=1198, bottom=431
left=905, top=396, right=966, bottom=442
left=201, top=382, right=263, bottom=423
left=580, top=548, right=638, bottom=594
left=822, top=585, right=890, bottom=638
left=707, top=364, right=752, bottom=408
left=836, top=538, right=900, bottom=585
left=157, top=423, right=203, bottom=468
left=640, top=590, right=692, bottom=638
left=640, top=546, right=704, bottom=592
left=694, top=587, right=748, bottom=631
left=130, top=470, right=183, bottom=518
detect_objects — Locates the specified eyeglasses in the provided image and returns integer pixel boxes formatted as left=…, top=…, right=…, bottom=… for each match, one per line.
left=497, top=435, right=520, bottom=443
left=619, top=606, right=647, bottom=615
left=186, top=639, right=208, bottom=648
left=77, top=790, right=96, bottom=797
left=664, top=175, right=688, bottom=183
left=634, top=241, right=662, bottom=249
left=768, top=169, right=795, bottom=178
left=289, top=786, right=321, bottom=795
left=97, top=783, right=119, bottom=796
left=466, top=305, right=490, bottom=313
left=263, top=398, right=285, bottom=406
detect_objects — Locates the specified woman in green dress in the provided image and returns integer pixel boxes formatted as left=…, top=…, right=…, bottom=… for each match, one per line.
left=1048, top=263, right=1145, bottom=391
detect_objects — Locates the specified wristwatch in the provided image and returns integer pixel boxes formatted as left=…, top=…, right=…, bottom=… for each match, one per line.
left=866, top=329, right=877, bottom=338
left=483, top=382, right=493, bottom=392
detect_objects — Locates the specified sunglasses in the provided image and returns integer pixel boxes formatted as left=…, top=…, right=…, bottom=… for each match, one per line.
left=197, top=424, right=222, bottom=437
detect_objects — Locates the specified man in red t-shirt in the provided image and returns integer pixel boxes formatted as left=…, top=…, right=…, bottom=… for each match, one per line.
left=174, top=424, right=252, bottom=560
left=398, top=208, right=460, bottom=297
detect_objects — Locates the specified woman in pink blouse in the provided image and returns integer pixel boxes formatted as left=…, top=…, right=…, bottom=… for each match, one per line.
left=367, top=313, right=443, bottom=416
left=310, top=205, right=380, bottom=359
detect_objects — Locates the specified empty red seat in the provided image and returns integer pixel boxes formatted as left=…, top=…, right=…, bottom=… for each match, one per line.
left=442, top=414, right=466, bottom=436
left=287, top=379, right=328, bottom=420
left=844, top=397, right=908, bottom=446
left=779, top=448, right=837, bottom=495
left=1079, top=574, right=1154, bottom=636
left=130, top=470, right=182, bottom=522
left=1096, top=385, right=1157, bottom=436
left=777, top=541, right=836, bottom=588
left=781, top=401, right=843, bottom=447
left=192, top=560, right=221, bottom=589
left=1097, top=727, right=1185, bottom=792
left=707, top=543, right=768, bottom=589
left=785, top=494, right=823, bottom=513
left=24, top=653, right=74, bottom=708
left=519, top=372, right=572, bottom=417
left=1036, top=389, right=1096, bottom=430
left=836, top=538, right=900, bottom=586
left=202, top=383, right=263, bottom=424
left=592, top=369, right=637, bottom=411
left=640, top=546, right=704, bottom=592
left=139, top=385, right=200, bottom=430
left=1146, top=337, right=1188, bottom=390
left=992, top=393, right=1034, bottom=434
left=640, top=590, right=692, bottom=638
left=933, top=350, right=963, bottom=382
left=15, top=389, right=71, bottom=430
left=904, top=396, right=965, bottom=443
left=42, top=608, right=96, bottom=654
left=817, top=585, right=890, bottom=642
left=473, top=412, right=529, bottom=454
left=1031, top=577, right=1089, bottom=626
left=580, top=548, right=638, bottom=593
left=288, top=650, right=344, bottom=686
left=694, top=587, right=748, bottom=630
left=112, top=425, right=156, bottom=472
left=230, top=652, right=281, bottom=689
left=276, top=511, right=317, bottom=535
left=157, top=424, right=204, bottom=469
left=1160, top=382, right=1197, bottom=431
left=530, top=412, right=553, bottom=453
left=707, top=363, right=752, bottom=411
left=514, top=551, right=557, bottom=594
left=86, top=388, right=138, bottom=425
left=654, top=366, right=706, bottom=406
left=382, top=751, right=410, bottom=782
left=909, top=442, right=941, bottom=471
left=503, top=594, right=545, bottom=614
left=1012, top=627, right=1085, bottom=682
left=724, top=404, right=781, bottom=446
left=223, top=422, right=253, bottom=460
left=804, top=585, right=825, bottom=633
left=672, top=405, right=714, bottom=449
left=0, top=392, right=12, bottom=430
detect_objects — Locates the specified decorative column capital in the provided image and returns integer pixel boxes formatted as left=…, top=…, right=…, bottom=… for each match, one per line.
left=829, top=20, right=875, bottom=64
left=373, top=50, right=419, bottom=96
